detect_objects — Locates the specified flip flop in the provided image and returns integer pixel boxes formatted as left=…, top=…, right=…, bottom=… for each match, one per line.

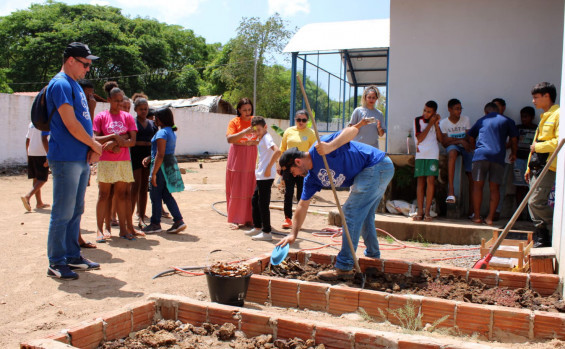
left=424, top=215, right=433, bottom=222
left=80, top=241, right=97, bottom=249
left=120, top=234, right=136, bottom=241
left=132, top=230, right=146, bottom=237
left=445, top=195, right=456, bottom=204
left=21, top=196, right=31, bottom=212
left=96, top=236, right=107, bottom=243
left=412, top=215, right=423, bottom=221
left=36, top=203, right=50, bottom=209
left=229, top=223, right=241, bottom=230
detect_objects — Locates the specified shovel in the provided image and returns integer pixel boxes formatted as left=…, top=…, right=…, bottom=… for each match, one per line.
left=473, top=138, right=565, bottom=269
left=296, top=75, right=366, bottom=288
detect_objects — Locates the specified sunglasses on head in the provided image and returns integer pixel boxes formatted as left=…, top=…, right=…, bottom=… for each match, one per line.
left=296, top=118, right=308, bottom=123
left=74, top=57, right=92, bottom=69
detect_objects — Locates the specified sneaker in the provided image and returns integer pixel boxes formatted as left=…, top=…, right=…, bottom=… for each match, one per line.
left=252, top=232, right=273, bottom=241
left=167, top=220, right=187, bottom=234
left=47, top=265, right=78, bottom=280
left=282, top=218, right=292, bottom=229
left=245, top=227, right=262, bottom=236
left=142, top=223, right=162, bottom=234
left=67, top=256, right=100, bottom=270
left=318, top=268, right=355, bottom=281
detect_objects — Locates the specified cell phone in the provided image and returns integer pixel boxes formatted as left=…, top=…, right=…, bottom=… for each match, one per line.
left=364, top=117, right=377, bottom=124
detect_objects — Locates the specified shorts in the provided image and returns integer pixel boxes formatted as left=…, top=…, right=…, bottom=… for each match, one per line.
left=414, top=159, right=439, bottom=177
left=27, top=156, right=48, bottom=181
left=97, top=161, right=134, bottom=183
left=445, top=144, right=473, bottom=173
left=512, top=158, right=528, bottom=187
left=471, top=160, right=504, bottom=184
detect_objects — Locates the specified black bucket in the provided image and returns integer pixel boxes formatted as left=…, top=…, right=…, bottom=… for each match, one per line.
left=205, top=271, right=252, bottom=307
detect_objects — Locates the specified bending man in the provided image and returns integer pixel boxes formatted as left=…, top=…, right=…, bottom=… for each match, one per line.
left=277, top=120, right=394, bottom=280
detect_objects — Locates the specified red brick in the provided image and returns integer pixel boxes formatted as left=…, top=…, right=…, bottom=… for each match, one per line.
left=398, top=341, right=440, bottom=349
left=534, top=311, right=565, bottom=339
left=177, top=301, right=207, bottom=326
left=421, top=298, right=455, bottom=329
left=297, top=251, right=308, bottom=265
left=298, top=281, right=328, bottom=311
left=257, top=254, right=271, bottom=271
left=160, top=302, right=177, bottom=320
left=103, top=310, right=132, bottom=341
left=492, top=307, right=530, bottom=340
left=45, top=332, right=69, bottom=344
left=358, top=289, right=389, bottom=321
left=455, top=303, right=491, bottom=338
left=309, top=252, right=334, bottom=265
left=68, top=320, right=104, bottom=349
left=287, top=251, right=298, bottom=261
left=276, top=317, right=313, bottom=340
left=411, top=263, right=439, bottom=278
left=359, top=257, right=383, bottom=273
left=353, top=329, right=389, bottom=348
left=246, top=275, right=270, bottom=304
left=240, top=310, right=272, bottom=337
left=530, top=273, right=560, bottom=296
left=207, top=303, right=240, bottom=326
left=246, top=259, right=262, bottom=274
left=439, top=266, right=467, bottom=280
left=467, top=269, right=497, bottom=287
left=387, top=295, right=421, bottom=326
left=498, top=271, right=528, bottom=289
left=314, top=325, right=352, bottom=349
left=328, top=286, right=360, bottom=315
left=384, top=259, right=410, bottom=275
left=271, top=278, right=299, bottom=308
left=131, top=301, right=156, bottom=332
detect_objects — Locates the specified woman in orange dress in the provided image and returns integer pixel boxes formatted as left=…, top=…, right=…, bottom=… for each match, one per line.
left=225, top=98, right=259, bottom=229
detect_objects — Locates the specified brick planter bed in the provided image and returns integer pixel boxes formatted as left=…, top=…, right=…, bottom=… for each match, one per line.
left=244, top=251, right=564, bottom=342
left=21, top=294, right=489, bottom=349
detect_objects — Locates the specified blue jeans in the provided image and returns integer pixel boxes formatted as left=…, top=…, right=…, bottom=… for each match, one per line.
left=335, top=157, right=395, bottom=271
left=150, top=168, right=183, bottom=225
left=47, top=160, right=90, bottom=265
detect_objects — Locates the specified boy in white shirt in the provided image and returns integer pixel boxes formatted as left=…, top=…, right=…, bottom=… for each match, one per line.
left=413, top=101, right=443, bottom=221
left=21, top=123, right=50, bottom=211
left=245, top=116, right=281, bottom=241
left=439, top=99, right=474, bottom=213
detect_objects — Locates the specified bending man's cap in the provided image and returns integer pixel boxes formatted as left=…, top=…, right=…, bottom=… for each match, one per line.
left=278, top=147, right=303, bottom=175
left=64, top=42, right=99, bottom=60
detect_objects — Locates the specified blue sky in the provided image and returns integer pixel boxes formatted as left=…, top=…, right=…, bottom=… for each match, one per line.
left=1, top=0, right=390, bottom=46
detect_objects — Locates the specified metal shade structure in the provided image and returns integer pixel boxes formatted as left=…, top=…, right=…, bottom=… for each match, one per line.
left=283, top=19, right=390, bottom=129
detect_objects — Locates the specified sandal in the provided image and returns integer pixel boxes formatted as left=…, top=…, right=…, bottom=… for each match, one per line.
left=111, top=219, right=119, bottom=227
left=132, top=230, right=146, bottom=237
left=471, top=217, right=484, bottom=224
left=424, top=215, right=433, bottom=222
left=103, top=231, right=112, bottom=239
left=119, top=234, right=136, bottom=241
left=96, top=233, right=107, bottom=243
left=229, top=223, right=241, bottom=230
left=412, top=215, right=423, bottom=221
left=80, top=241, right=97, bottom=249
left=162, top=211, right=171, bottom=219
left=445, top=195, right=456, bottom=204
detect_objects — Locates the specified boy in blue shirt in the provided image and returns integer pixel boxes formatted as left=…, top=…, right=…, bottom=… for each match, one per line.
left=277, top=119, right=394, bottom=281
left=467, top=102, right=518, bottom=225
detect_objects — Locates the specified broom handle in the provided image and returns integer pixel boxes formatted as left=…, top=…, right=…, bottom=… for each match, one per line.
left=296, top=75, right=362, bottom=274
left=489, top=137, right=565, bottom=254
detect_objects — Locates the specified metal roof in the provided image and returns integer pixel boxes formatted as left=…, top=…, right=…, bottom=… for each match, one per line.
left=284, top=19, right=390, bottom=87
left=283, top=19, right=389, bottom=53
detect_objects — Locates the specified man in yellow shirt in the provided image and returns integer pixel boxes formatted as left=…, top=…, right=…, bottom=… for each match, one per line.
left=526, top=82, right=560, bottom=247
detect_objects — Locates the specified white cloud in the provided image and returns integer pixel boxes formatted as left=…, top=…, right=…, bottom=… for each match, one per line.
left=0, top=0, right=34, bottom=16
left=268, top=0, right=309, bottom=17
left=90, top=0, right=110, bottom=6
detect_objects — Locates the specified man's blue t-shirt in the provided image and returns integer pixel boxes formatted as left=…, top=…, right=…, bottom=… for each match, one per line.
left=301, top=132, right=386, bottom=200
left=467, top=112, right=519, bottom=165
left=45, top=72, right=93, bottom=161
left=151, top=127, right=177, bottom=158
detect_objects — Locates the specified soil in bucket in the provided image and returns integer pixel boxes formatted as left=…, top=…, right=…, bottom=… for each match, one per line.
left=205, top=262, right=252, bottom=307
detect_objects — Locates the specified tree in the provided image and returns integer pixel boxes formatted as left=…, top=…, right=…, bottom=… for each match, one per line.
left=217, top=14, right=293, bottom=116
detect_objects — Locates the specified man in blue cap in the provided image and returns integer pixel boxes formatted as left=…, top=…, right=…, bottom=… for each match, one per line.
left=45, top=42, right=103, bottom=279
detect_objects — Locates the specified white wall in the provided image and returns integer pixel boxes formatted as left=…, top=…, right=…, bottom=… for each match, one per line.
left=388, top=0, right=564, bottom=153
left=0, top=93, right=288, bottom=166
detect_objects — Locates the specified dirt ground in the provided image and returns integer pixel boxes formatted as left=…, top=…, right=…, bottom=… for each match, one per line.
left=0, top=159, right=561, bottom=348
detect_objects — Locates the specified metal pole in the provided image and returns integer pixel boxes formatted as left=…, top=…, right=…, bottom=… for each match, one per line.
left=253, top=47, right=257, bottom=112
left=342, top=54, right=347, bottom=130
left=302, top=54, right=307, bottom=110
left=290, top=52, right=298, bottom=125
